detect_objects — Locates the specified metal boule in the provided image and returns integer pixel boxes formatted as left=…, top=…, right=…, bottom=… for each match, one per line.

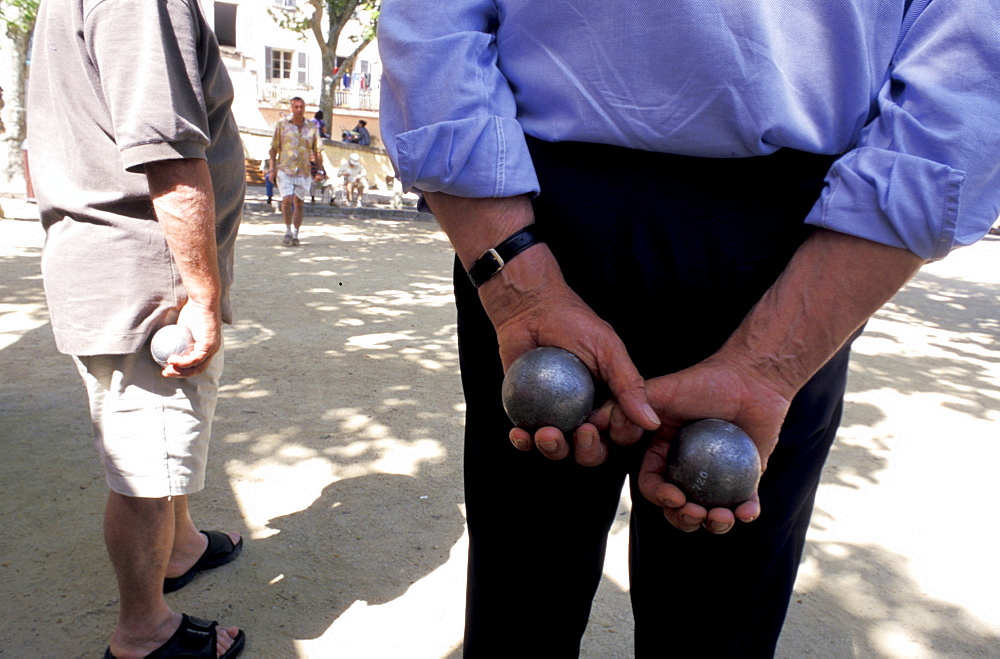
left=150, top=324, right=194, bottom=368
left=665, top=418, right=761, bottom=509
left=501, top=347, right=596, bottom=434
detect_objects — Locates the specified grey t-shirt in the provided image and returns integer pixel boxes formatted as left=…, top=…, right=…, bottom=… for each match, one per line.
left=28, top=0, right=245, bottom=355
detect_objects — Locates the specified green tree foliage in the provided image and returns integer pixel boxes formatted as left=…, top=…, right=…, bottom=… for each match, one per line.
left=269, top=0, right=380, bottom=120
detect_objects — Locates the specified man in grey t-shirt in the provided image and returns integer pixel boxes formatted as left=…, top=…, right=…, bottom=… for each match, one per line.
left=29, top=0, right=246, bottom=656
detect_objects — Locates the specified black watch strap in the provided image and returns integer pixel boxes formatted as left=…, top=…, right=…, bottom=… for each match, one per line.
left=467, top=225, right=545, bottom=289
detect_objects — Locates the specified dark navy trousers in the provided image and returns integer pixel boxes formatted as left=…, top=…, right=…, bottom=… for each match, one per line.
left=458, top=138, right=848, bottom=658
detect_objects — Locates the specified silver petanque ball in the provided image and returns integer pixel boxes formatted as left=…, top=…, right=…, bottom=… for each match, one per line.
left=501, top=347, right=596, bottom=434
left=150, top=324, right=194, bottom=368
left=665, top=419, right=761, bottom=509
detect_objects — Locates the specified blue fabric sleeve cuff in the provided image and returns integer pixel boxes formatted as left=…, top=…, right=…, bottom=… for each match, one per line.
left=805, top=147, right=969, bottom=261
left=395, top=115, right=540, bottom=199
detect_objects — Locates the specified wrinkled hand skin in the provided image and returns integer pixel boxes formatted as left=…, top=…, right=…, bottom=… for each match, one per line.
left=421, top=191, right=661, bottom=463
left=589, top=357, right=791, bottom=535
left=498, top=273, right=660, bottom=464
left=160, top=299, right=222, bottom=379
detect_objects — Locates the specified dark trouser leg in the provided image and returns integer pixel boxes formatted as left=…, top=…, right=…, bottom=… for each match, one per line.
left=458, top=258, right=630, bottom=658
left=630, top=348, right=851, bottom=658
left=459, top=138, right=844, bottom=656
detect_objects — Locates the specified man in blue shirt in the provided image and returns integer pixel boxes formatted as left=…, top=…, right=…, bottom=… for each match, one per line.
left=379, top=1, right=999, bottom=656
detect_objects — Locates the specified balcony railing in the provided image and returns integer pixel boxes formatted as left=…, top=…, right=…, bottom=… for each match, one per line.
left=260, top=82, right=318, bottom=106
left=331, top=88, right=379, bottom=112
left=259, top=83, right=378, bottom=112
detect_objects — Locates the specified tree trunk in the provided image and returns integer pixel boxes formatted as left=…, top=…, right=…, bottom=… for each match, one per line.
left=3, top=23, right=30, bottom=183
left=320, top=50, right=337, bottom=125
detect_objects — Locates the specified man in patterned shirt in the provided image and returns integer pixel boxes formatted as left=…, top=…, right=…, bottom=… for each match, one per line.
left=268, top=97, right=323, bottom=246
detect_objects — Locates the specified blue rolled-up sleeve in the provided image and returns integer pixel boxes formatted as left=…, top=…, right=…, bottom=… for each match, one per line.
left=806, top=0, right=1000, bottom=260
left=378, top=0, right=540, bottom=199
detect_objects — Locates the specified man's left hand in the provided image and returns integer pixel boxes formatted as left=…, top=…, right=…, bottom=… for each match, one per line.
left=596, top=357, right=791, bottom=534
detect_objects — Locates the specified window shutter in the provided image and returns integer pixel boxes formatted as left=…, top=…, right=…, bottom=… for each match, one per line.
left=297, top=52, right=308, bottom=85
left=264, top=46, right=273, bottom=82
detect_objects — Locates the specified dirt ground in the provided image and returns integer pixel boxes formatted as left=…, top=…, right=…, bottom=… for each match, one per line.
left=1, top=195, right=998, bottom=657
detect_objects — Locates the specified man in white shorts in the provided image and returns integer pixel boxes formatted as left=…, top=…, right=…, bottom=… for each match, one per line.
left=29, top=0, right=247, bottom=656
left=269, top=96, right=323, bottom=246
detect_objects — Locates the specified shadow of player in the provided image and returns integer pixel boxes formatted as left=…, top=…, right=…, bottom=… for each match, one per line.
left=254, top=471, right=466, bottom=641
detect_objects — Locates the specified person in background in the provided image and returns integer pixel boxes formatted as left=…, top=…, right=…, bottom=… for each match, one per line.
left=22, top=137, right=35, bottom=203
left=338, top=152, right=367, bottom=207
left=313, top=110, right=329, bottom=139
left=310, top=156, right=329, bottom=205
left=269, top=96, right=322, bottom=247
left=261, top=158, right=274, bottom=207
left=353, top=119, right=371, bottom=146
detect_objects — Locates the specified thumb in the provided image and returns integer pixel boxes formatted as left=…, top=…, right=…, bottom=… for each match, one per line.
left=598, top=346, right=659, bottom=431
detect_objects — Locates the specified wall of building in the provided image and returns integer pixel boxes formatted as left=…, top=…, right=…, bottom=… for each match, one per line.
left=210, top=0, right=381, bottom=111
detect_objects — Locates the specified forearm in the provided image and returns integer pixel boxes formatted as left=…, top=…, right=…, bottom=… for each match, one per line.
left=422, top=191, right=534, bottom=266
left=716, top=229, right=925, bottom=400
left=422, top=191, right=564, bottom=327
left=144, top=157, right=220, bottom=312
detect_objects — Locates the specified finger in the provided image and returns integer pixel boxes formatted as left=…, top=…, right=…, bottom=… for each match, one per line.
left=168, top=344, right=210, bottom=369
left=637, top=442, right=687, bottom=509
left=702, top=507, right=737, bottom=534
left=573, top=423, right=608, bottom=467
left=597, top=347, right=659, bottom=432
left=663, top=502, right=708, bottom=532
left=585, top=399, right=613, bottom=433
left=608, top=402, right=645, bottom=446
left=509, top=427, right=533, bottom=452
left=534, top=426, right=570, bottom=460
left=164, top=348, right=213, bottom=378
left=735, top=491, right=761, bottom=523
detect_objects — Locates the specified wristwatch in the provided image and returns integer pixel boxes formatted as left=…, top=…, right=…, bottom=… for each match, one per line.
left=466, top=225, right=545, bottom=289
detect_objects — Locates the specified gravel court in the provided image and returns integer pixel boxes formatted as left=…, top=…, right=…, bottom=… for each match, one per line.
left=1, top=198, right=998, bottom=657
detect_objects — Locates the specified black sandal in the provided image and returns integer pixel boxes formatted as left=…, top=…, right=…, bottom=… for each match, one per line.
left=104, top=614, right=246, bottom=658
left=163, top=531, right=243, bottom=593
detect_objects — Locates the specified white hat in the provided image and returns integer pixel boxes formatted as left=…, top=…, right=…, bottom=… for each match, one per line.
left=349, top=153, right=360, bottom=162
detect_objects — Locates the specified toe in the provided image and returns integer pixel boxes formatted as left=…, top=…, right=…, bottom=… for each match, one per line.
left=216, top=626, right=240, bottom=657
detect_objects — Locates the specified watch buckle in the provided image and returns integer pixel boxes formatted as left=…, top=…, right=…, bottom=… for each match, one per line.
left=485, top=248, right=505, bottom=271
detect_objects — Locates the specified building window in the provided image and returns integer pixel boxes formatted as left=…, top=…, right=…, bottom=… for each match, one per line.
left=270, top=48, right=294, bottom=81
left=265, top=48, right=309, bottom=86
left=274, top=0, right=296, bottom=8
left=214, top=3, right=237, bottom=48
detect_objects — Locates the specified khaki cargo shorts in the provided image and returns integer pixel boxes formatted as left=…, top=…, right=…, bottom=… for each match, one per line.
left=72, top=343, right=224, bottom=498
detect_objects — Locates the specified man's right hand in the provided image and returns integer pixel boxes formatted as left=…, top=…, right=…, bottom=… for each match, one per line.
left=423, top=191, right=660, bottom=465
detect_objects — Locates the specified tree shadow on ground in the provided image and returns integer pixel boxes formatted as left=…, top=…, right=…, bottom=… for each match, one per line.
left=787, top=262, right=1000, bottom=654
left=4, top=214, right=998, bottom=656
left=779, top=542, right=999, bottom=657
left=189, top=212, right=469, bottom=655
left=0, top=212, right=469, bottom=656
